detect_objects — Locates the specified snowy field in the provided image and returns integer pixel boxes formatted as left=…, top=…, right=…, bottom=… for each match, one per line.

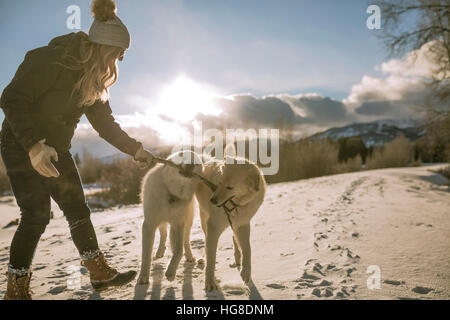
left=0, top=164, right=449, bottom=300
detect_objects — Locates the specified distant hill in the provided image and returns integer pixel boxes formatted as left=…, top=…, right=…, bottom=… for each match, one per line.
left=309, top=119, right=425, bottom=146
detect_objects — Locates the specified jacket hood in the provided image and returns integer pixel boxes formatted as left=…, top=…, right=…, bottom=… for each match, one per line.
left=48, top=32, right=87, bottom=60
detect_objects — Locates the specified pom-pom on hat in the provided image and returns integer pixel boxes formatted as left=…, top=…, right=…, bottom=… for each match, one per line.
left=88, top=0, right=130, bottom=50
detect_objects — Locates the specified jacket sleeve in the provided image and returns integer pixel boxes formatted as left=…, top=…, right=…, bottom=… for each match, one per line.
left=85, top=100, right=142, bottom=157
left=0, top=48, right=60, bottom=151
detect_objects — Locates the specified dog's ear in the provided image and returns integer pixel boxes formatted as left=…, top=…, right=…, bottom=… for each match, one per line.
left=246, top=170, right=260, bottom=192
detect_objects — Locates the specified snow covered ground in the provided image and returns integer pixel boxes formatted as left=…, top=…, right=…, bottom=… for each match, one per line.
left=0, top=164, right=448, bottom=300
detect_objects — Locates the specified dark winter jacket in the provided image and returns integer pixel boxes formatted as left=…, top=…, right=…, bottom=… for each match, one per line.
left=0, top=32, right=141, bottom=156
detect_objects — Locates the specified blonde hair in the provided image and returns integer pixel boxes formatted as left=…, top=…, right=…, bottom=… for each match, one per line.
left=58, top=33, right=122, bottom=107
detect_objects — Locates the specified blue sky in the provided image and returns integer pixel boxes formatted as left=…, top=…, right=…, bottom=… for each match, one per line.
left=1, top=1, right=426, bottom=156
left=0, top=0, right=383, bottom=101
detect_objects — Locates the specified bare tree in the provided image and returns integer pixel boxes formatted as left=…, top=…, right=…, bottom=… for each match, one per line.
left=379, top=0, right=449, bottom=106
left=378, top=1, right=450, bottom=162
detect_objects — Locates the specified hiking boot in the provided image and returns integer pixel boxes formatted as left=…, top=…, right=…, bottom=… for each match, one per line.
left=4, top=272, right=32, bottom=300
left=82, top=252, right=136, bottom=291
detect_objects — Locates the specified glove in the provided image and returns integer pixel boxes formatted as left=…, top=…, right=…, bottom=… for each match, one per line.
left=134, top=145, right=155, bottom=168
left=28, top=139, right=60, bottom=178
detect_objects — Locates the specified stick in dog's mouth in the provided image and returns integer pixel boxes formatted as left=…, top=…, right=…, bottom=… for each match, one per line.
left=217, top=196, right=234, bottom=207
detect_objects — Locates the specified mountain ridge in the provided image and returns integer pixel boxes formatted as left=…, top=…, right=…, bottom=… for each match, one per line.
left=309, top=118, right=425, bottom=146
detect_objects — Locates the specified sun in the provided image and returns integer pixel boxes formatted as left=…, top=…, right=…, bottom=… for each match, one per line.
left=119, top=75, right=224, bottom=145
left=153, top=75, right=222, bottom=123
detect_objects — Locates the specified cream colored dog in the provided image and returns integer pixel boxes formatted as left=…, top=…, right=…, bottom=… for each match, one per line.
left=137, top=150, right=202, bottom=284
left=195, top=148, right=266, bottom=291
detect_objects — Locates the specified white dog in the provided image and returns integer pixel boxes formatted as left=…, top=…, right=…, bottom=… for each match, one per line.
left=137, top=150, right=202, bottom=284
left=195, top=147, right=266, bottom=291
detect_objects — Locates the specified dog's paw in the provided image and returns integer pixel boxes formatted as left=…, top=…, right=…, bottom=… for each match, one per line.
left=154, top=251, right=165, bottom=260
left=165, top=269, right=176, bottom=281
left=240, top=267, right=251, bottom=284
left=205, top=278, right=219, bottom=291
left=229, top=263, right=241, bottom=269
left=185, top=254, right=196, bottom=263
left=137, top=275, right=149, bottom=285
left=196, top=259, right=205, bottom=270
left=155, top=246, right=166, bottom=259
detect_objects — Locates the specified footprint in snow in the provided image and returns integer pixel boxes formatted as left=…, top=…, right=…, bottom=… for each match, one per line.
left=226, top=290, right=245, bottom=296
left=266, top=283, right=286, bottom=289
left=48, top=285, right=66, bottom=295
left=33, top=265, right=46, bottom=271
left=383, top=279, right=405, bottom=286
left=312, top=287, right=334, bottom=298
left=412, top=286, right=433, bottom=294
left=280, top=252, right=294, bottom=257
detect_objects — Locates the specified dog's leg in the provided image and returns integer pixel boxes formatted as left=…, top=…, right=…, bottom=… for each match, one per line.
left=229, top=235, right=241, bottom=268
left=199, top=209, right=207, bottom=234
left=165, top=223, right=184, bottom=281
left=205, top=222, right=221, bottom=291
left=183, top=207, right=195, bottom=263
left=155, top=224, right=167, bottom=259
left=235, top=224, right=251, bottom=284
left=137, top=219, right=157, bottom=284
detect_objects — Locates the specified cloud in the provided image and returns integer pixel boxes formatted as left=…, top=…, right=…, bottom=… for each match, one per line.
left=214, top=95, right=303, bottom=126
left=279, top=94, right=350, bottom=125
left=188, top=93, right=352, bottom=131
left=343, top=42, right=438, bottom=119
left=355, top=101, right=393, bottom=116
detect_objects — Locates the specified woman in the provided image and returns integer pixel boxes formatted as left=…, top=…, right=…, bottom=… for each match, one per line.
left=0, top=0, right=154, bottom=299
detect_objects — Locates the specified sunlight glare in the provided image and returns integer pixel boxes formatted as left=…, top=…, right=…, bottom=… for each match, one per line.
left=153, top=75, right=222, bottom=122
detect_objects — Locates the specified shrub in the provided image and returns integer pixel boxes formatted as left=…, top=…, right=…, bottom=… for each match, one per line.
left=333, top=155, right=363, bottom=174
left=366, top=135, right=415, bottom=170
left=435, top=165, right=450, bottom=180
left=266, top=138, right=356, bottom=183
left=78, top=150, right=106, bottom=184
left=94, top=157, right=150, bottom=205
left=416, top=111, right=450, bottom=162
left=337, top=137, right=368, bottom=164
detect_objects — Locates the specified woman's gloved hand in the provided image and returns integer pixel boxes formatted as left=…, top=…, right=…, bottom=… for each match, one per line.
left=134, top=145, right=155, bottom=168
left=28, top=139, right=60, bottom=178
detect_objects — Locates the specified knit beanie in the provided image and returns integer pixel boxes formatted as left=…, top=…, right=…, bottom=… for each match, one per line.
left=88, top=0, right=130, bottom=50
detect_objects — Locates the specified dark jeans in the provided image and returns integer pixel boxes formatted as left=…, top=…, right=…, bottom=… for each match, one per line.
left=0, top=135, right=99, bottom=273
